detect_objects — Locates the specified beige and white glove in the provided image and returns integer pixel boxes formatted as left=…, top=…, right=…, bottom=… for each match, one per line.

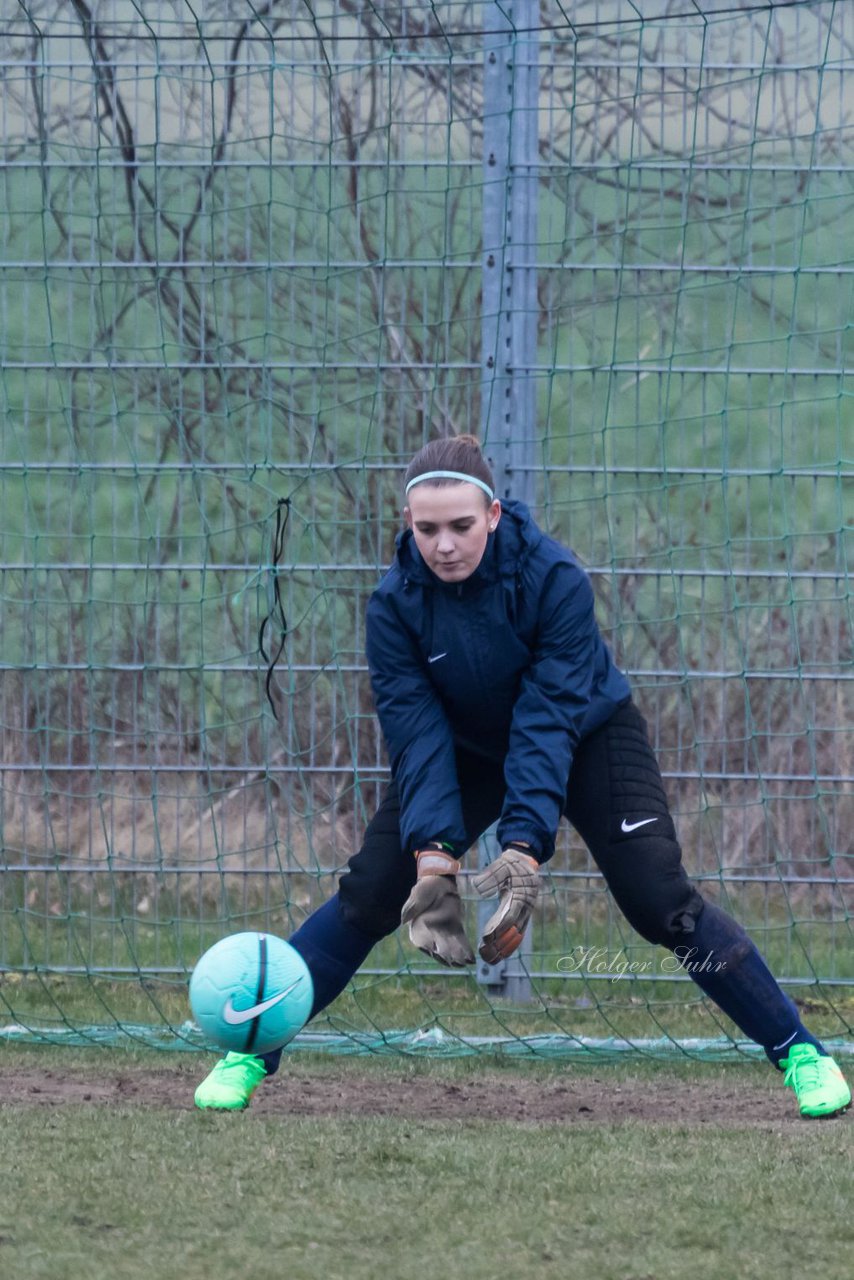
left=472, top=844, right=541, bottom=964
left=400, top=846, right=475, bottom=968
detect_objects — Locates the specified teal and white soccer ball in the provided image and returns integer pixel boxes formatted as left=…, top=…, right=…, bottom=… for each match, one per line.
left=189, top=932, right=314, bottom=1055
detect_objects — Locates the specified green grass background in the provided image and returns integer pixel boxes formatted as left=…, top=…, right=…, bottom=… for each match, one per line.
left=1, top=1045, right=852, bottom=1280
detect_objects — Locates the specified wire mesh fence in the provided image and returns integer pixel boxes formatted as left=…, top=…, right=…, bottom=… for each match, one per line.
left=0, top=0, right=852, bottom=1050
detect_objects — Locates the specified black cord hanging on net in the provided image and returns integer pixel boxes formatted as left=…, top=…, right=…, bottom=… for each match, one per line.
left=258, top=497, right=291, bottom=720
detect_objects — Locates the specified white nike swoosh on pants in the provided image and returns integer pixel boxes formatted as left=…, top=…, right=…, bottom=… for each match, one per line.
left=620, top=817, right=658, bottom=834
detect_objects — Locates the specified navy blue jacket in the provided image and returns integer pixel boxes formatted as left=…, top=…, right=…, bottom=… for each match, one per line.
left=365, top=499, right=631, bottom=862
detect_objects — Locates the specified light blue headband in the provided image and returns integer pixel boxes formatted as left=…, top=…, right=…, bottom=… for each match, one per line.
left=405, top=470, right=495, bottom=501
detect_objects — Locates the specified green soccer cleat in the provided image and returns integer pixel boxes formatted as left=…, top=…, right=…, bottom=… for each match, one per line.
left=781, top=1044, right=851, bottom=1119
left=194, top=1052, right=268, bottom=1111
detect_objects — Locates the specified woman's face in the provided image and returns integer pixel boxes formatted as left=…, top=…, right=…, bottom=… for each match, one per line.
left=404, top=483, right=501, bottom=583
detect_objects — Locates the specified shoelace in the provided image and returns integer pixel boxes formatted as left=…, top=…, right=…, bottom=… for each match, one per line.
left=783, top=1053, right=822, bottom=1092
left=221, top=1054, right=257, bottom=1073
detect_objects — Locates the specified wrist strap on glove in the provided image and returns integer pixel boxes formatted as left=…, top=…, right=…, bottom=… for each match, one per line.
left=503, top=840, right=536, bottom=858
left=414, top=846, right=462, bottom=877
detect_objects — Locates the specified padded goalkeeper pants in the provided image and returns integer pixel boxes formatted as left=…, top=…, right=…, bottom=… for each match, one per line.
left=263, top=699, right=823, bottom=1073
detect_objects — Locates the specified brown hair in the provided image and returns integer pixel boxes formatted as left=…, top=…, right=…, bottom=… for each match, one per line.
left=404, top=435, right=495, bottom=507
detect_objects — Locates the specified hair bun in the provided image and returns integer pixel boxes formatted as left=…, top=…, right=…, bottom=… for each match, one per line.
left=404, top=434, right=494, bottom=501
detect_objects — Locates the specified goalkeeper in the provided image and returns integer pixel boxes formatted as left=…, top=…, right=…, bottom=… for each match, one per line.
left=195, top=433, right=850, bottom=1119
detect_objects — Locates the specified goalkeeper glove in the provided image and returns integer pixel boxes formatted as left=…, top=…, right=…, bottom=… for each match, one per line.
left=401, top=845, right=475, bottom=968
left=472, top=844, right=541, bottom=964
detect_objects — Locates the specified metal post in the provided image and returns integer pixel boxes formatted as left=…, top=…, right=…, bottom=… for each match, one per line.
left=478, top=0, right=540, bottom=1002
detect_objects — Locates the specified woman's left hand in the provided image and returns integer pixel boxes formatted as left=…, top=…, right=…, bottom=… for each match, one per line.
left=472, top=847, right=541, bottom=964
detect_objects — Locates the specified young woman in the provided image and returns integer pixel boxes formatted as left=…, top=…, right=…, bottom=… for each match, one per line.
left=195, top=435, right=850, bottom=1117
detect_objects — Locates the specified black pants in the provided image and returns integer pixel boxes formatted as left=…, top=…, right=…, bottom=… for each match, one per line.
left=274, top=698, right=817, bottom=1067
left=339, top=700, right=705, bottom=947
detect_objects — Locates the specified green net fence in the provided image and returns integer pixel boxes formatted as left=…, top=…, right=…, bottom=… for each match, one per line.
left=0, top=0, right=851, bottom=1059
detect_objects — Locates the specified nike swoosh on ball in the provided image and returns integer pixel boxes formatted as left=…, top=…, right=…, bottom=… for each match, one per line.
left=222, top=977, right=304, bottom=1025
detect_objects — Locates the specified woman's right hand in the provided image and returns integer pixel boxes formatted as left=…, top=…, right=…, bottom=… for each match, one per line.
left=400, top=848, right=475, bottom=967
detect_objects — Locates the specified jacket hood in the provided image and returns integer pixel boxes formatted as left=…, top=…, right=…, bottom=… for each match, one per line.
left=393, top=498, right=543, bottom=592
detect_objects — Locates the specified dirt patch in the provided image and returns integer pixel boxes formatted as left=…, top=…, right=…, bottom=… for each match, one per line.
left=0, top=1062, right=843, bottom=1128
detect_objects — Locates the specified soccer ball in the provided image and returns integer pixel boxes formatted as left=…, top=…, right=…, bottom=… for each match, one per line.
left=189, top=931, right=314, bottom=1055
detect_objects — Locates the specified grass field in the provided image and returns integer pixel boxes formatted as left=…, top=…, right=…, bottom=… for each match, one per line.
left=1, top=1044, right=852, bottom=1280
